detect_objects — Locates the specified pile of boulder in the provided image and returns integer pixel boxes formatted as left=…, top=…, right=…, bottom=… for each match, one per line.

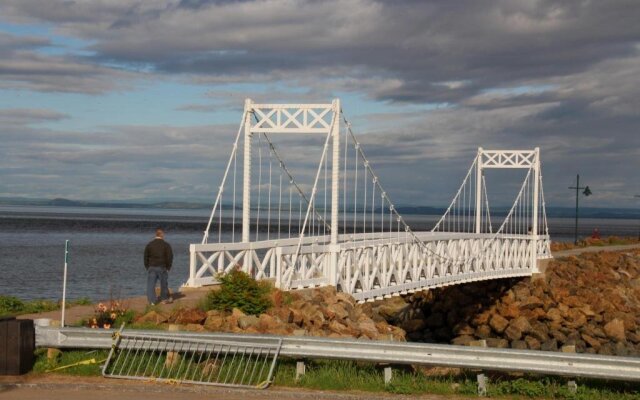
left=136, top=285, right=405, bottom=341
left=375, top=249, right=640, bottom=356
left=136, top=248, right=640, bottom=357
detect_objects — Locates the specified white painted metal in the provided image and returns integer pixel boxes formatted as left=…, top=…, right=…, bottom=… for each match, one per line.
left=186, top=100, right=553, bottom=302
left=475, top=147, right=483, bottom=234
left=242, top=99, right=253, bottom=274
left=480, top=150, right=537, bottom=169
left=531, top=147, right=541, bottom=273
left=329, top=99, right=340, bottom=286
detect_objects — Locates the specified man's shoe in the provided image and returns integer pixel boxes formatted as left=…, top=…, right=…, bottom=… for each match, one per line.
left=161, top=298, right=173, bottom=304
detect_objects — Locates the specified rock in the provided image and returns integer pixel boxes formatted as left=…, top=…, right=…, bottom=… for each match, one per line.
left=238, top=315, right=260, bottom=330
left=509, top=317, right=531, bottom=334
left=476, top=324, right=492, bottom=339
left=137, top=310, right=169, bottom=324
left=359, top=319, right=380, bottom=340
left=497, top=303, right=520, bottom=319
left=451, top=335, right=475, bottom=346
left=269, top=307, right=294, bottom=324
left=485, top=338, right=509, bottom=348
left=579, top=305, right=596, bottom=318
left=581, top=333, right=602, bottom=350
left=541, top=339, right=558, bottom=352
left=550, top=329, right=567, bottom=343
left=564, top=308, right=587, bottom=329
left=401, top=319, right=427, bottom=333
left=564, top=296, right=585, bottom=308
left=328, top=320, right=356, bottom=336
left=257, top=314, right=282, bottom=333
left=204, top=315, right=225, bottom=331
left=489, top=314, right=509, bottom=334
left=453, top=323, right=475, bottom=336
left=376, top=297, right=408, bottom=321
left=604, top=318, right=626, bottom=342
left=183, top=323, right=205, bottom=332
left=206, top=310, right=224, bottom=318
left=231, top=308, right=246, bottom=318
left=472, top=311, right=491, bottom=326
left=520, top=296, right=544, bottom=310
left=598, top=343, right=616, bottom=356
left=335, top=292, right=356, bottom=306
left=504, top=324, right=523, bottom=341
left=528, top=322, right=549, bottom=342
left=524, top=335, right=541, bottom=350
left=326, top=303, right=350, bottom=320
left=627, top=331, right=640, bottom=344
left=171, top=308, right=207, bottom=325
left=545, top=308, right=563, bottom=323
left=511, top=340, right=528, bottom=350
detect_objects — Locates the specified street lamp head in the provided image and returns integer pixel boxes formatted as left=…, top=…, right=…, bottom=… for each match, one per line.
left=583, top=186, right=592, bottom=196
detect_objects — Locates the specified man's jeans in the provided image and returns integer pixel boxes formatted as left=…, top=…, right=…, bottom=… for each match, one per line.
left=147, top=266, right=169, bottom=303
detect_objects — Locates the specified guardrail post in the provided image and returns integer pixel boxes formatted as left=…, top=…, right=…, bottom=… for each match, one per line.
left=477, top=373, right=487, bottom=397
left=384, top=366, right=393, bottom=385
left=296, top=360, right=306, bottom=381
left=562, top=344, right=578, bottom=393
left=471, top=339, right=488, bottom=396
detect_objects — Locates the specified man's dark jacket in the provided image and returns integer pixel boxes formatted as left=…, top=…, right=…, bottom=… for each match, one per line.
left=144, top=238, right=173, bottom=270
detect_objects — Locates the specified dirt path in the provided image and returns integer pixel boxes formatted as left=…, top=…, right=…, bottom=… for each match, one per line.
left=17, top=287, right=213, bottom=325
left=0, top=375, right=461, bottom=400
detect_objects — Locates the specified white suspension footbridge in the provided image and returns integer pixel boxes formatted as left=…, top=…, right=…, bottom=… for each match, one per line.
left=184, top=99, right=552, bottom=302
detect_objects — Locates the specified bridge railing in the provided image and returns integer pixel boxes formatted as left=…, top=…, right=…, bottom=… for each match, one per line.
left=273, top=233, right=550, bottom=301
left=187, top=232, right=551, bottom=301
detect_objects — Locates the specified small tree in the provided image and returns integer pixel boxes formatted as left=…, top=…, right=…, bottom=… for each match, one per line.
left=204, top=270, right=272, bottom=316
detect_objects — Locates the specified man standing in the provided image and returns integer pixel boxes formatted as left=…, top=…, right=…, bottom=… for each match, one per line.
left=144, top=228, right=173, bottom=305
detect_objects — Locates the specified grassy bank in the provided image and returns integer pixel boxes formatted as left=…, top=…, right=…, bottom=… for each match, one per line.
left=32, top=350, right=640, bottom=399
left=0, top=295, right=92, bottom=317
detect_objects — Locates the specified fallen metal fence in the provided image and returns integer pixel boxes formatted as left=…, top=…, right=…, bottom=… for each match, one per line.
left=37, top=325, right=640, bottom=382
left=102, top=326, right=281, bottom=389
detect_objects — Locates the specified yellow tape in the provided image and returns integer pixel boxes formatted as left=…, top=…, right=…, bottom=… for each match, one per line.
left=46, top=358, right=107, bottom=373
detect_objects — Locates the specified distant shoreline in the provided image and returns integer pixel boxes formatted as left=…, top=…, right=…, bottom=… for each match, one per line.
left=1, top=197, right=639, bottom=219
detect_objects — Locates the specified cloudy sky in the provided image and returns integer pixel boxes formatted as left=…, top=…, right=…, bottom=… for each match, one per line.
left=0, top=0, right=639, bottom=208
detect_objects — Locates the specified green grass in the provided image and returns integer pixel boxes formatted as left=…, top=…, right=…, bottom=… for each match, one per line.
left=31, top=351, right=640, bottom=399
left=0, top=295, right=94, bottom=317
left=33, top=349, right=109, bottom=376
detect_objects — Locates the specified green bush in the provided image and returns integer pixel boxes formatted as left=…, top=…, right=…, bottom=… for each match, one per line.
left=0, top=295, right=25, bottom=316
left=203, top=270, right=272, bottom=315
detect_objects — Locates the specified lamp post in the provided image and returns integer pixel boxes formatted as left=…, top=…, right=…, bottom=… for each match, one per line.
left=568, top=174, right=591, bottom=244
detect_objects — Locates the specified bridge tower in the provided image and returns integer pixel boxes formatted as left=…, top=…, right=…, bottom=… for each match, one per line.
left=474, top=148, right=541, bottom=272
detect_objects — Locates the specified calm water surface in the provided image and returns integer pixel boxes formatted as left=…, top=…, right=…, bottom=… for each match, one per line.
left=0, top=205, right=638, bottom=301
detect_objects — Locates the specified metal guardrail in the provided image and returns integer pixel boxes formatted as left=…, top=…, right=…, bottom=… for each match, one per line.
left=102, top=327, right=282, bottom=389
left=36, top=326, right=640, bottom=382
